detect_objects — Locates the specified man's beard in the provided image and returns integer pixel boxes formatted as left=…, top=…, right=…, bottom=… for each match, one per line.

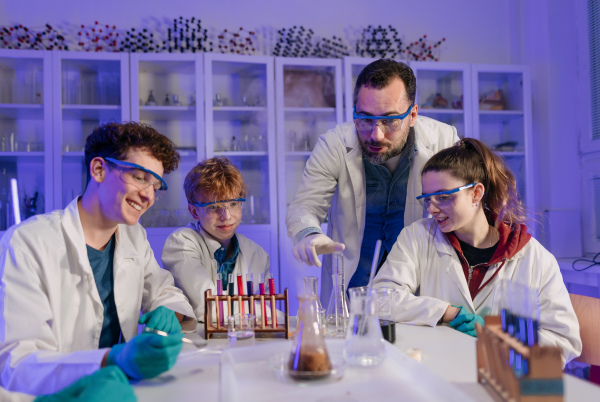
left=358, top=127, right=409, bottom=165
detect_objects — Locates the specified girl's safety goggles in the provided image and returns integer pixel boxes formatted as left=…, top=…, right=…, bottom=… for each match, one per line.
left=416, top=183, right=477, bottom=210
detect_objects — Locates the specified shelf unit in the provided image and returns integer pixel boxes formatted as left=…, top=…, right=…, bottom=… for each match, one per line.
left=471, top=64, right=533, bottom=209
left=343, top=56, right=379, bottom=122
left=130, top=53, right=203, bottom=232
left=275, top=57, right=344, bottom=312
left=51, top=51, right=130, bottom=209
left=204, top=53, right=279, bottom=285
left=0, top=49, right=53, bottom=233
left=410, top=61, right=473, bottom=138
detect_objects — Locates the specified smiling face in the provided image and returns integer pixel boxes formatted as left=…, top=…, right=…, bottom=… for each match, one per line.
left=354, top=77, right=418, bottom=164
left=421, top=170, right=482, bottom=237
left=97, top=147, right=164, bottom=226
left=188, top=194, right=242, bottom=247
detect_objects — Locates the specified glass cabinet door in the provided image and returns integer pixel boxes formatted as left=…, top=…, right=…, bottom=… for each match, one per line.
left=52, top=51, right=130, bottom=208
left=275, top=57, right=343, bottom=312
left=0, top=49, right=52, bottom=232
left=131, top=53, right=203, bottom=230
left=204, top=53, right=278, bottom=283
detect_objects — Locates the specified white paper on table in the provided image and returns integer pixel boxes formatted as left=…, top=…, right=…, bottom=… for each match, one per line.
left=219, top=339, right=476, bottom=402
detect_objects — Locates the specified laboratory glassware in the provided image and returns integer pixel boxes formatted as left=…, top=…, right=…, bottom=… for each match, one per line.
left=325, top=252, right=349, bottom=338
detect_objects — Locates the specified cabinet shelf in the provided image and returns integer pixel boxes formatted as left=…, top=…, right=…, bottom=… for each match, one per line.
left=285, top=151, right=312, bottom=157
left=478, top=110, right=524, bottom=116
left=139, top=106, right=196, bottom=121
left=419, top=108, right=464, bottom=115
left=61, top=105, right=122, bottom=120
left=213, top=151, right=268, bottom=157
left=284, top=107, right=336, bottom=113
left=0, top=152, right=45, bottom=161
left=0, top=104, right=44, bottom=119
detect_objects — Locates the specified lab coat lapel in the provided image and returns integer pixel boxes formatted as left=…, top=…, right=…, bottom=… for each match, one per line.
left=433, top=226, right=474, bottom=310
left=343, top=129, right=365, bottom=232
left=113, top=226, right=142, bottom=341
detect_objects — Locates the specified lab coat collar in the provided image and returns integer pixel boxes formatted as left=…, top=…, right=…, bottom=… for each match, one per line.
left=192, top=221, right=227, bottom=256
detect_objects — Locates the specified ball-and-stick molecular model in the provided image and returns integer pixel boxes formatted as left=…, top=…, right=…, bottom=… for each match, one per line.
left=273, top=25, right=315, bottom=57
left=217, top=27, right=256, bottom=55
left=0, top=24, right=68, bottom=50
left=356, top=25, right=403, bottom=58
left=162, top=16, right=212, bottom=53
left=403, top=35, right=446, bottom=61
left=77, top=22, right=119, bottom=52
left=312, top=36, right=350, bottom=58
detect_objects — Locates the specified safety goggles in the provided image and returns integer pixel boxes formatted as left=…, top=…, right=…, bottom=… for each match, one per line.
left=104, top=157, right=168, bottom=200
left=190, top=198, right=246, bottom=218
left=416, top=183, right=477, bottom=210
left=353, top=103, right=414, bottom=134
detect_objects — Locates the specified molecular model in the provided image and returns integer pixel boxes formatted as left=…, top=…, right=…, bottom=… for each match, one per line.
left=273, top=26, right=315, bottom=57
left=77, top=22, right=119, bottom=52
left=312, top=36, right=350, bottom=58
left=0, top=24, right=68, bottom=50
left=217, top=27, right=257, bottom=55
left=119, top=28, right=159, bottom=53
left=355, top=25, right=403, bottom=58
left=404, top=35, right=446, bottom=61
left=162, top=17, right=212, bottom=53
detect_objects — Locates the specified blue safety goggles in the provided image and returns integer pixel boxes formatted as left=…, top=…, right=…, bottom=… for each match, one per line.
left=190, top=198, right=246, bottom=208
left=352, top=103, right=414, bottom=121
left=416, top=183, right=477, bottom=210
left=104, top=157, right=168, bottom=199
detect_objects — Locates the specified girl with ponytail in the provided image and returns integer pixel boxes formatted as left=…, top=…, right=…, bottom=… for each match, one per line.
left=373, top=138, right=581, bottom=365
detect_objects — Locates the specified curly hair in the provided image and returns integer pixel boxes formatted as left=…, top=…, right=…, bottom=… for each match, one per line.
left=421, top=138, right=528, bottom=228
left=184, top=157, right=248, bottom=204
left=353, top=59, right=417, bottom=106
left=84, top=121, right=180, bottom=182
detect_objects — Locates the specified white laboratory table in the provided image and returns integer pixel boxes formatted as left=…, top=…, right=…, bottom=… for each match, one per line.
left=134, top=322, right=600, bottom=401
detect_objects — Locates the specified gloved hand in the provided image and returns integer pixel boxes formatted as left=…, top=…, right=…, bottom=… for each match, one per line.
left=449, top=305, right=484, bottom=338
left=35, top=366, right=136, bottom=402
left=139, top=306, right=181, bottom=333
left=107, top=332, right=183, bottom=380
left=292, top=234, right=345, bottom=267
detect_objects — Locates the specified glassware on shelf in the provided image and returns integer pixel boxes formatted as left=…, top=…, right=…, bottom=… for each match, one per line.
left=145, top=90, right=157, bottom=106
left=344, top=287, right=386, bottom=367
left=288, top=293, right=332, bottom=380
left=231, top=135, right=238, bottom=151
left=214, top=92, right=223, bottom=106
left=172, top=94, right=181, bottom=106
left=164, top=93, right=171, bottom=106
left=325, top=252, right=349, bottom=338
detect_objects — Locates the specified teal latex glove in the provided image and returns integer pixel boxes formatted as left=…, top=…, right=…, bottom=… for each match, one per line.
left=449, top=305, right=484, bottom=338
left=139, top=306, right=181, bottom=334
left=35, top=366, right=136, bottom=402
left=107, top=332, right=183, bottom=380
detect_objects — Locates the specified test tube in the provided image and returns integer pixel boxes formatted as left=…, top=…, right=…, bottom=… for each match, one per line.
left=268, top=273, right=277, bottom=326
left=259, top=273, right=267, bottom=326
left=228, top=273, right=235, bottom=316
left=246, top=273, right=254, bottom=314
left=237, top=274, right=245, bottom=315
left=216, top=273, right=224, bottom=327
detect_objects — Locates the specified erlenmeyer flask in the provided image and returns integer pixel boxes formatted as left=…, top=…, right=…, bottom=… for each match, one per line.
left=302, top=276, right=325, bottom=331
left=344, top=287, right=386, bottom=367
left=325, top=252, right=349, bottom=338
left=288, top=294, right=332, bottom=380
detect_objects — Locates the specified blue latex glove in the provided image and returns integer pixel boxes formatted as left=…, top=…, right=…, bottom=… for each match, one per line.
left=449, top=305, right=484, bottom=338
left=35, top=366, right=136, bottom=402
left=139, top=306, right=181, bottom=334
left=107, top=332, right=183, bottom=380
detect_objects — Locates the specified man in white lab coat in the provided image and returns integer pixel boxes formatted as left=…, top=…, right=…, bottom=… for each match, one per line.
left=286, top=59, right=459, bottom=304
left=0, top=122, right=196, bottom=395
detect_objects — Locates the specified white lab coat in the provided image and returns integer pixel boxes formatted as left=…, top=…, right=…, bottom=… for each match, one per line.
left=162, top=222, right=271, bottom=320
left=286, top=118, right=459, bottom=305
left=373, top=218, right=582, bottom=364
left=0, top=198, right=196, bottom=395
left=0, top=387, right=33, bottom=402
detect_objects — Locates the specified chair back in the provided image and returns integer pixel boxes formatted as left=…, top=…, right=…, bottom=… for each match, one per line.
left=569, top=293, right=600, bottom=365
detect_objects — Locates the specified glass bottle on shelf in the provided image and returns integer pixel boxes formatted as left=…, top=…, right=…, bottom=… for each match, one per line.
left=325, top=252, right=349, bottom=338
left=288, top=293, right=332, bottom=380
left=145, top=90, right=157, bottom=106
left=164, top=93, right=171, bottom=106
left=172, top=94, right=180, bottom=106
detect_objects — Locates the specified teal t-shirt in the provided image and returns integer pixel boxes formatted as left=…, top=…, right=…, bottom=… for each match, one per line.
left=86, top=234, right=122, bottom=348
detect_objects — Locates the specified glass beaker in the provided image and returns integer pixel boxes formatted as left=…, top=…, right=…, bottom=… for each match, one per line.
left=288, top=294, right=332, bottom=380
left=325, top=252, right=349, bottom=338
left=375, top=288, right=396, bottom=344
left=344, top=287, right=386, bottom=367
left=301, top=276, right=325, bottom=331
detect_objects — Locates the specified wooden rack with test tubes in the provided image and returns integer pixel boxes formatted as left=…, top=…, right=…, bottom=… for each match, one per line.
left=476, top=316, right=563, bottom=402
left=203, top=288, right=290, bottom=339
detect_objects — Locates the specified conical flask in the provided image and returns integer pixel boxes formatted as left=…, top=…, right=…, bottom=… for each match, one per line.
left=288, top=294, right=332, bottom=380
left=344, top=287, right=385, bottom=367
left=325, top=252, right=349, bottom=338
left=302, top=276, right=325, bottom=331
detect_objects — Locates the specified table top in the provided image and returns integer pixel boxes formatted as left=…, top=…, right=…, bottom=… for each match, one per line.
left=133, top=321, right=600, bottom=401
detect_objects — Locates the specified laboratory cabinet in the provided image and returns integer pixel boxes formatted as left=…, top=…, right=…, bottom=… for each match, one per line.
left=275, top=57, right=344, bottom=312
left=0, top=49, right=53, bottom=232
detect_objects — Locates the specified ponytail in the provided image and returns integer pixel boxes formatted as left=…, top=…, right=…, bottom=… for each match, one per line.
left=421, top=138, right=527, bottom=228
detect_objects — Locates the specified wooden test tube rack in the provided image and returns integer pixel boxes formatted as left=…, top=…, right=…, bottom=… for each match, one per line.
left=203, top=288, right=290, bottom=339
left=477, top=316, right=564, bottom=402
